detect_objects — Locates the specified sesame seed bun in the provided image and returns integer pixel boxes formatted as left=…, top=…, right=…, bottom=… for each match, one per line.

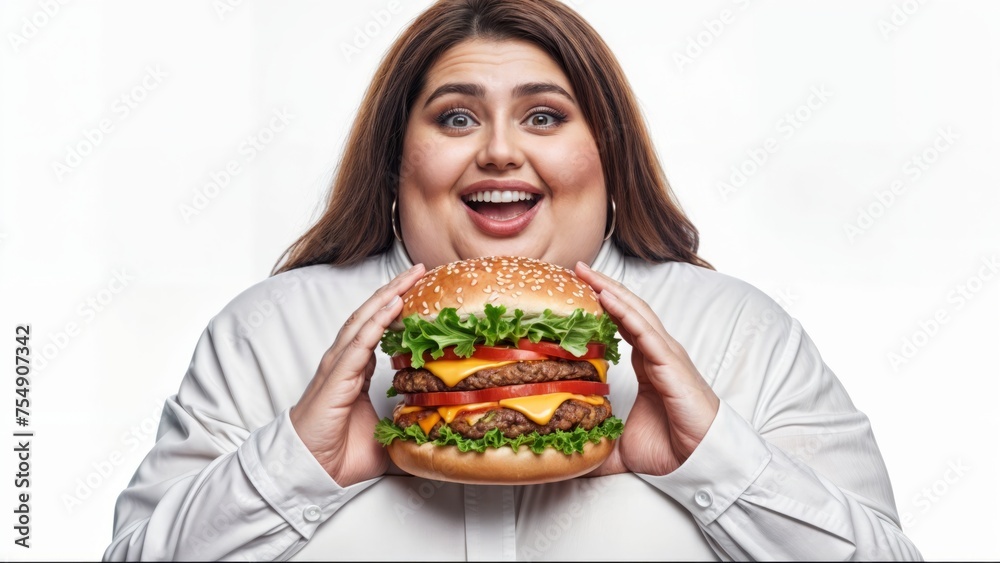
left=381, top=256, right=618, bottom=485
left=398, top=256, right=602, bottom=324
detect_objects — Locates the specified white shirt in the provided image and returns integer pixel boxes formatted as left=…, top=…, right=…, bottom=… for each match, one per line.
left=104, top=241, right=922, bottom=561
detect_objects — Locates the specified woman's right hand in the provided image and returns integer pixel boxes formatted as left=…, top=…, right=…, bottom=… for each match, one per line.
left=290, top=264, right=425, bottom=487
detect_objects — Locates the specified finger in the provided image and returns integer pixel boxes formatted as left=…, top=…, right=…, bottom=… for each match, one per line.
left=361, top=354, right=377, bottom=394
left=599, top=303, right=659, bottom=384
left=598, top=287, right=677, bottom=367
left=576, top=262, right=672, bottom=343
left=329, top=294, right=405, bottom=387
left=331, top=263, right=425, bottom=355
left=352, top=263, right=425, bottom=326
left=601, top=307, right=635, bottom=347
left=573, top=261, right=622, bottom=293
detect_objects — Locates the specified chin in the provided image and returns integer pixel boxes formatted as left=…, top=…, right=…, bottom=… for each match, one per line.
left=462, top=240, right=590, bottom=270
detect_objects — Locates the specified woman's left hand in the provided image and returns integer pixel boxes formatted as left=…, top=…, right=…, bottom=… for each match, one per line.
left=576, top=263, right=721, bottom=476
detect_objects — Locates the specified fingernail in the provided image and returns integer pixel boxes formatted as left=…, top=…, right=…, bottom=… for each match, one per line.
left=396, top=264, right=418, bottom=279
left=408, top=263, right=423, bottom=274
left=388, top=294, right=400, bottom=306
left=577, top=261, right=591, bottom=271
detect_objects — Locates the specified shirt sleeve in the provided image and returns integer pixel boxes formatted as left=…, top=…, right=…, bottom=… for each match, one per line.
left=103, top=324, right=379, bottom=561
left=637, top=318, right=923, bottom=561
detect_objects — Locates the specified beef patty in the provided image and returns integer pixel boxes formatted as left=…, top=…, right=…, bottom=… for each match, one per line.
left=393, top=359, right=600, bottom=393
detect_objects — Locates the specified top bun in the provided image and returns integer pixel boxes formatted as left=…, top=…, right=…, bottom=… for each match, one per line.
left=399, top=256, right=602, bottom=322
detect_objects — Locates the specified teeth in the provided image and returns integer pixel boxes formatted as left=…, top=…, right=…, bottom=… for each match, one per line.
left=464, top=190, right=536, bottom=203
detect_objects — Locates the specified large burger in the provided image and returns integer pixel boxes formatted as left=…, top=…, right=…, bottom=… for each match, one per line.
left=375, top=256, right=623, bottom=484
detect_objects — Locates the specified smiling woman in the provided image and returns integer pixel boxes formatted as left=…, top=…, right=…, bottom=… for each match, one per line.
left=399, top=40, right=608, bottom=267
left=273, top=0, right=708, bottom=274
left=104, top=0, right=921, bottom=560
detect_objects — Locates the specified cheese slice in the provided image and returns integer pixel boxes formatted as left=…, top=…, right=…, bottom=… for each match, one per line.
left=417, top=412, right=442, bottom=435
left=400, top=394, right=606, bottom=428
left=422, top=358, right=516, bottom=387
left=437, top=402, right=500, bottom=424
left=499, top=393, right=606, bottom=425
left=587, top=359, right=608, bottom=383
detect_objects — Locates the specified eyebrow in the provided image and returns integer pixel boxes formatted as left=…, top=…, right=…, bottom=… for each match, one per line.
left=422, top=81, right=575, bottom=108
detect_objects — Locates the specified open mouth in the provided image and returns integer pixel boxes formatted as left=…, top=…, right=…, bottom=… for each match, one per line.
left=461, top=190, right=540, bottom=221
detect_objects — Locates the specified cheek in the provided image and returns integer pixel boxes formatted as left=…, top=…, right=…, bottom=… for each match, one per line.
left=399, top=131, right=470, bottom=201
left=543, top=139, right=604, bottom=197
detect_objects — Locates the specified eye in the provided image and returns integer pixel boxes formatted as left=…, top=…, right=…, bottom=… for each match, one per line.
left=524, top=107, right=568, bottom=129
left=436, top=109, right=478, bottom=130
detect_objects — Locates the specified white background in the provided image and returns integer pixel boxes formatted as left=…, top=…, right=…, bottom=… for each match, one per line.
left=1, top=0, right=997, bottom=560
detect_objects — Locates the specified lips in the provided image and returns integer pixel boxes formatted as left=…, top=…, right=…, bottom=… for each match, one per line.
left=461, top=181, right=542, bottom=237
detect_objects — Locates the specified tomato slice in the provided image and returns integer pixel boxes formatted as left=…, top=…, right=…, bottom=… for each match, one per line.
left=403, top=380, right=610, bottom=406
left=515, top=339, right=605, bottom=361
left=466, top=346, right=548, bottom=362
left=390, top=345, right=548, bottom=369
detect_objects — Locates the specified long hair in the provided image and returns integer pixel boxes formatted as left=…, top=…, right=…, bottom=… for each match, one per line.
left=274, top=0, right=711, bottom=274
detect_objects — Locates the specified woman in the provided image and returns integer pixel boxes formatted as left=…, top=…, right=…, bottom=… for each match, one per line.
left=105, top=0, right=921, bottom=560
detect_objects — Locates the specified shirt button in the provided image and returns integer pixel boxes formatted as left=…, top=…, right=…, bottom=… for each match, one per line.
left=694, top=488, right=713, bottom=508
left=303, top=504, right=322, bottom=522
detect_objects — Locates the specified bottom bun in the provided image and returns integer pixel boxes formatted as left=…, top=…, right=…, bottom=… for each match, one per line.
left=387, top=438, right=615, bottom=485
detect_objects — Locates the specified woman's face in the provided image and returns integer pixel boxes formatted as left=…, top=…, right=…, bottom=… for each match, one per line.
left=398, top=39, right=607, bottom=270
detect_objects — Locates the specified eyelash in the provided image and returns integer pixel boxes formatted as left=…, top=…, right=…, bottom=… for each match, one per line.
left=433, top=105, right=569, bottom=130
left=527, top=106, right=568, bottom=128
left=435, top=107, right=475, bottom=130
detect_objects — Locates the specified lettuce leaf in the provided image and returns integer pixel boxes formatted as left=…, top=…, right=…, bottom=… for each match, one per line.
left=374, top=416, right=624, bottom=456
left=380, top=304, right=620, bottom=368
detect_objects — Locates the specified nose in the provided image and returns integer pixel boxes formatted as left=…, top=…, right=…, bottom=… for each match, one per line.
left=476, top=123, right=524, bottom=171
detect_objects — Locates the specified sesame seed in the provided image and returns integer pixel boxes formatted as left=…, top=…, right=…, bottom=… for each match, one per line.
left=434, top=302, right=441, bottom=310
left=547, top=289, right=553, bottom=296
left=457, top=296, right=464, bottom=304
left=567, top=298, right=574, bottom=304
left=471, top=279, right=478, bottom=286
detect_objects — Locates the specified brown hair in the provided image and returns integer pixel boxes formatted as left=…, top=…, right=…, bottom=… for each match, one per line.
left=274, top=0, right=711, bottom=274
